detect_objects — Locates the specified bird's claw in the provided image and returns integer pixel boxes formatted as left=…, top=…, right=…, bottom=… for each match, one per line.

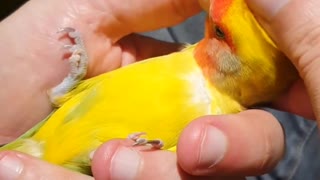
left=48, top=27, right=88, bottom=107
left=128, top=132, right=164, bottom=149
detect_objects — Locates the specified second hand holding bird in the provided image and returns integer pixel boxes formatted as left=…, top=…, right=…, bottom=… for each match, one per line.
left=0, top=0, right=299, bottom=176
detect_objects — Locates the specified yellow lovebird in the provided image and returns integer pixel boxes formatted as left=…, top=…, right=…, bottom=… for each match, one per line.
left=1, top=0, right=298, bottom=175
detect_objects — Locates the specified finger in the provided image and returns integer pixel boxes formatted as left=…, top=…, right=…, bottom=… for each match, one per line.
left=96, top=0, right=202, bottom=40
left=245, top=0, right=320, bottom=120
left=177, top=110, right=285, bottom=176
left=85, top=34, right=183, bottom=77
left=62, top=0, right=202, bottom=41
left=0, top=151, right=92, bottom=180
left=198, top=0, right=210, bottom=12
left=91, top=139, right=244, bottom=180
left=118, top=34, right=183, bottom=64
left=273, top=79, right=315, bottom=119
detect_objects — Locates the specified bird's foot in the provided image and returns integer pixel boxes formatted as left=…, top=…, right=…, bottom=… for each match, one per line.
left=128, top=132, right=164, bottom=149
left=48, top=27, right=88, bottom=107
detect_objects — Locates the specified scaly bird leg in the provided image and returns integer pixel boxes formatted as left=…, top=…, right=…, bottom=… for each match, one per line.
left=48, top=27, right=88, bottom=107
left=128, top=132, right=164, bottom=149
left=89, top=132, right=164, bottom=160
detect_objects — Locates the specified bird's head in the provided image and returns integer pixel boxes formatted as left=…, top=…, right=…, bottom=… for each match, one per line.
left=195, top=0, right=298, bottom=106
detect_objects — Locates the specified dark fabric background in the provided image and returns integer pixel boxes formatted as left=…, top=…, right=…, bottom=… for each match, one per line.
left=0, top=0, right=27, bottom=20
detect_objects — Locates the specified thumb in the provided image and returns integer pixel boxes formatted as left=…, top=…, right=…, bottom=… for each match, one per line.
left=0, top=151, right=92, bottom=180
left=245, top=0, right=320, bottom=121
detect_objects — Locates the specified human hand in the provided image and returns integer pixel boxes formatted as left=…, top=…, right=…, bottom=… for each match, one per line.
left=2, top=0, right=318, bottom=180
left=245, top=0, right=317, bottom=121
left=88, top=0, right=320, bottom=179
left=0, top=151, right=93, bottom=180
left=0, top=0, right=202, bottom=179
left=0, top=0, right=201, bottom=142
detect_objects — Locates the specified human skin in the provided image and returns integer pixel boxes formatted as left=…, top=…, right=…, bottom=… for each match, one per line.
left=0, top=0, right=319, bottom=179
left=0, top=0, right=199, bottom=143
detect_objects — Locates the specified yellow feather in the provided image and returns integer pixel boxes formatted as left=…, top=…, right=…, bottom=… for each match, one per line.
left=29, top=45, right=242, bottom=171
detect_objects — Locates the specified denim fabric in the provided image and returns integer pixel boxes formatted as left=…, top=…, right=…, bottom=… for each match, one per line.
left=142, top=12, right=320, bottom=180
left=248, top=109, right=319, bottom=180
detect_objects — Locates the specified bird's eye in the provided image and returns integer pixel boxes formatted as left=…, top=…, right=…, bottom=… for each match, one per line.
left=214, top=25, right=225, bottom=40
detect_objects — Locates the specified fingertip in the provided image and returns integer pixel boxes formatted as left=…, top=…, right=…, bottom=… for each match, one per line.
left=178, top=110, right=285, bottom=176
left=177, top=116, right=228, bottom=175
left=177, top=118, right=203, bottom=173
left=0, top=151, right=24, bottom=179
left=0, top=150, right=92, bottom=180
left=92, top=139, right=192, bottom=180
left=91, top=139, right=134, bottom=180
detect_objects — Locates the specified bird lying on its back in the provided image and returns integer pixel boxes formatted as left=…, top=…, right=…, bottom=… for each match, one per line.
left=1, top=0, right=298, bottom=175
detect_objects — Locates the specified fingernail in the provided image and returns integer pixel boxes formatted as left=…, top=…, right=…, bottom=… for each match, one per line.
left=0, top=154, right=23, bottom=179
left=111, top=147, right=141, bottom=180
left=89, top=150, right=96, bottom=160
left=199, top=126, right=227, bottom=168
left=246, top=0, right=289, bottom=20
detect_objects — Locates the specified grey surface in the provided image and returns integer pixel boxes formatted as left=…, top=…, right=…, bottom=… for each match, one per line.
left=141, top=12, right=206, bottom=44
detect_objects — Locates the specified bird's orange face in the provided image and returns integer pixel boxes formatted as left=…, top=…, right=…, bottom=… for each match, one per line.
left=208, top=0, right=235, bottom=50
left=197, top=0, right=235, bottom=48
left=195, top=0, right=298, bottom=106
left=194, top=0, right=239, bottom=82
